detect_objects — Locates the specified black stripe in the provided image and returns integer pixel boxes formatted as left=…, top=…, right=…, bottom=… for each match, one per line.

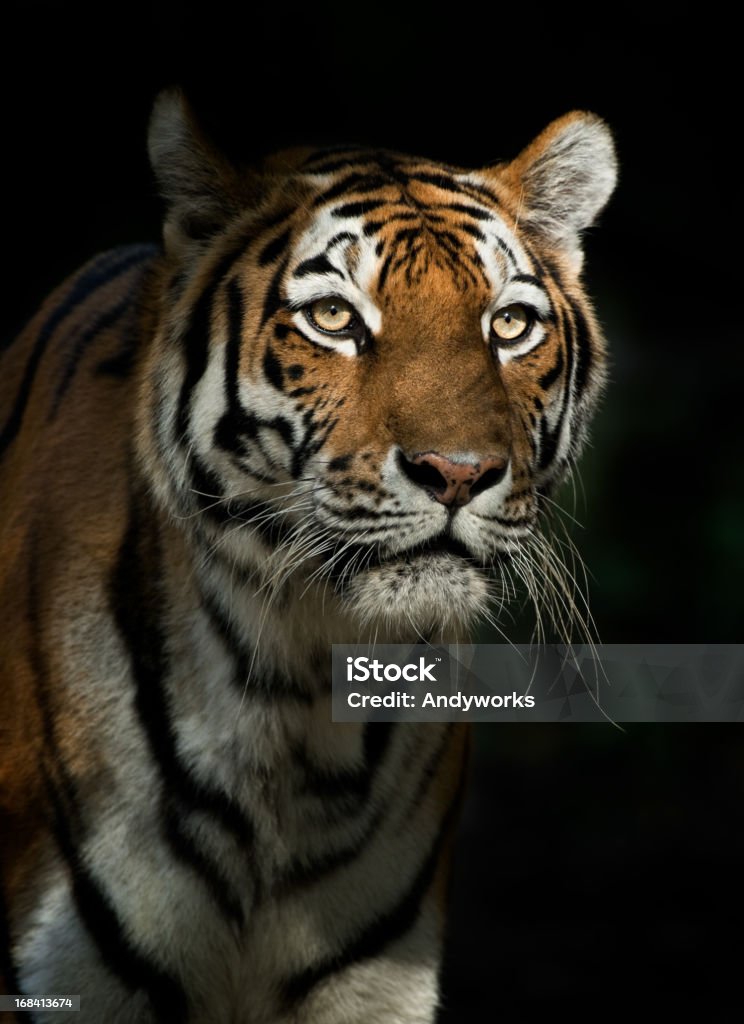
left=538, top=311, right=574, bottom=472
left=260, top=256, right=288, bottom=329
left=175, top=237, right=251, bottom=443
left=199, top=584, right=313, bottom=703
left=456, top=221, right=486, bottom=242
left=289, top=402, right=341, bottom=481
left=463, top=245, right=491, bottom=290
left=110, top=492, right=254, bottom=846
left=361, top=212, right=423, bottom=237
left=327, top=232, right=358, bottom=249
left=298, top=758, right=372, bottom=803
left=430, top=236, right=480, bottom=288
left=565, top=297, right=594, bottom=398
left=0, top=246, right=154, bottom=458
left=263, top=346, right=284, bottom=390
left=493, top=236, right=518, bottom=265
left=294, top=254, right=343, bottom=279
left=376, top=250, right=395, bottom=292
left=297, top=723, right=394, bottom=805
left=425, top=228, right=463, bottom=250
left=363, top=220, right=385, bottom=237
left=439, top=202, right=493, bottom=220
left=408, top=171, right=501, bottom=209
left=163, top=798, right=244, bottom=925
left=539, top=254, right=565, bottom=289
left=282, top=759, right=466, bottom=1005
left=332, top=199, right=386, bottom=218
left=408, top=170, right=465, bottom=193
left=561, top=306, right=575, bottom=415
left=511, top=273, right=543, bottom=287
left=45, top=774, right=187, bottom=1023
left=219, top=408, right=295, bottom=464
left=313, top=173, right=391, bottom=205
left=538, top=412, right=560, bottom=472
left=277, top=806, right=386, bottom=892
left=512, top=233, right=549, bottom=285
left=304, top=157, right=361, bottom=175
left=458, top=179, right=502, bottom=206
left=302, top=156, right=373, bottom=175
left=538, top=345, right=564, bottom=391
left=390, top=226, right=418, bottom=248
left=302, top=147, right=371, bottom=169
left=94, top=339, right=137, bottom=380
left=258, top=228, right=292, bottom=266
left=49, top=299, right=130, bottom=418
left=223, top=276, right=246, bottom=411
left=363, top=723, right=393, bottom=773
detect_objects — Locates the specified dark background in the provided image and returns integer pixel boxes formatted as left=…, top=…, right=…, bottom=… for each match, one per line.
left=4, top=3, right=743, bottom=1016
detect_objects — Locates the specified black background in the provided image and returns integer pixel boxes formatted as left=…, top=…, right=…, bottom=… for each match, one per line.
left=4, top=3, right=743, bottom=1016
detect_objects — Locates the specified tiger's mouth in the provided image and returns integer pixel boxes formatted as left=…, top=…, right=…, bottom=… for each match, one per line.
left=388, top=534, right=476, bottom=564
left=327, top=531, right=480, bottom=587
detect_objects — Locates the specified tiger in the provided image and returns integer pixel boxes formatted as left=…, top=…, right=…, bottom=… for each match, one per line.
left=0, top=90, right=616, bottom=1023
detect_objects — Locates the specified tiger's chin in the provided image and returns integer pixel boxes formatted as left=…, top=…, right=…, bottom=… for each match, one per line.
left=340, top=551, right=490, bottom=638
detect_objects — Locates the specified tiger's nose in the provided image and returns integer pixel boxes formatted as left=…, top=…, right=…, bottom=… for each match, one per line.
left=397, top=450, right=509, bottom=507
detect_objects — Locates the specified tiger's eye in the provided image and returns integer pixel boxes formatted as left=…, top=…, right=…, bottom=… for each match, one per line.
left=309, top=297, right=355, bottom=333
left=490, top=303, right=531, bottom=342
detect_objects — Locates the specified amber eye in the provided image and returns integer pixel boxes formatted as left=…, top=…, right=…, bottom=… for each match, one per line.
left=307, top=297, right=356, bottom=333
left=490, top=303, right=532, bottom=343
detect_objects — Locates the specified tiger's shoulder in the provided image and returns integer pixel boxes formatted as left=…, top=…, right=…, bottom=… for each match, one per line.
left=0, top=244, right=160, bottom=810
left=0, top=244, right=161, bottom=479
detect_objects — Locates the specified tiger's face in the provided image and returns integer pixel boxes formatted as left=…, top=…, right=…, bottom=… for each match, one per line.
left=143, top=95, right=616, bottom=638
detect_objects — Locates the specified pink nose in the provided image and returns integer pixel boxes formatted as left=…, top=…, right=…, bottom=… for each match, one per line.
left=401, top=451, right=508, bottom=507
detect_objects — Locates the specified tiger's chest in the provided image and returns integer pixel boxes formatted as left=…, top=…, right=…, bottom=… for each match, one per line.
left=20, top=618, right=450, bottom=1022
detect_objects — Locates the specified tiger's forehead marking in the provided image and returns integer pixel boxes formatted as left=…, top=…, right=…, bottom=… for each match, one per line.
left=284, top=160, right=535, bottom=323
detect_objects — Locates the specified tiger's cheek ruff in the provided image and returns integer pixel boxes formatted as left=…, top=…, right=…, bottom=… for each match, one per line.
left=0, top=93, right=615, bottom=1024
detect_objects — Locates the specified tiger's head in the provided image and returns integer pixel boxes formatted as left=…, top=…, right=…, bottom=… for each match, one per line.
left=140, top=92, right=616, bottom=641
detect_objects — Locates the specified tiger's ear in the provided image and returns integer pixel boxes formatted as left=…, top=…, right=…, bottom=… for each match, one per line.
left=148, top=89, right=256, bottom=260
left=498, top=111, right=617, bottom=271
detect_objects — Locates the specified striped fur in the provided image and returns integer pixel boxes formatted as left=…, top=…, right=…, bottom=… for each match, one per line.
left=0, top=92, right=616, bottom=1022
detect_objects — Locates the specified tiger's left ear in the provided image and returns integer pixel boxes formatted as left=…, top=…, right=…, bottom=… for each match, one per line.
left=148, top=89, right=260, bottom=262
left=497, top=111, right=618, bottom=272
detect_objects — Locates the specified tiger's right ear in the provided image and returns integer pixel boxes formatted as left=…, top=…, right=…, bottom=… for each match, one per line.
left=495, top=111, right=617, bottom=273
left=148, top=90, right=257, bottom=261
